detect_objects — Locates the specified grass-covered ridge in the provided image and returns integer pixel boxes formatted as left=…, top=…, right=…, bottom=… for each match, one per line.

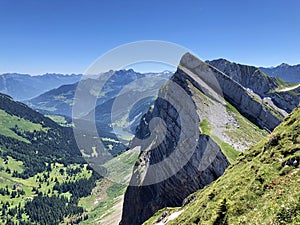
left=145, top=106, right=300, bottom=225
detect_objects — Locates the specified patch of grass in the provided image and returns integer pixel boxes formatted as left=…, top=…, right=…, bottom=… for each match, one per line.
left=212, top=136, right=240, bottom=164
left=274, top=77, right=295, bottom=88
left=0, top=156, right=24, bottom=173
left=77, top=181, right=125, bottom=225
left=107, top=183, right=126, bottom=199
left=45, top=114, right=73, bottom=127
left=199, top=119, right=211, bottom=135
left=103, top=149, right=139, bottom=184
left=77, top=150, right=139, bottom=225
left=199, top=119, right=240, bottom=164
left=78, top=179, right=111, bottom=211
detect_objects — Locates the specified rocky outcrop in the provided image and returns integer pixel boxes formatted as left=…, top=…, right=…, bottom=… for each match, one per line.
left=270, top=86, right=300, bottom=113
left=207, top=59, right=300, bottom=113
left=120, top=132, right=229, bottom=225
left=184, top=54, right=282, bottom=131
left=207, top=58, right=278, bottom=96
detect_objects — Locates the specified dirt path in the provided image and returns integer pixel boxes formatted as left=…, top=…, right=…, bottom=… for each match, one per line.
left=276, top=83, right=300, bottom=92
left=98, top=195, right=124, bottom=225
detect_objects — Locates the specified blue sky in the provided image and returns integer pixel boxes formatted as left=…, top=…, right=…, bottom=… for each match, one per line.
left=0, top=0, right=299, bottom=74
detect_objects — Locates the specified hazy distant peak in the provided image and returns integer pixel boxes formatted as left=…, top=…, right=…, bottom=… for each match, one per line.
left=278, top=63, right=290, bottom=67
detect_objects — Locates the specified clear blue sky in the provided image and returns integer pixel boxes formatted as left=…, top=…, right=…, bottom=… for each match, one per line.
left=0, top=0, right=299, bottom=74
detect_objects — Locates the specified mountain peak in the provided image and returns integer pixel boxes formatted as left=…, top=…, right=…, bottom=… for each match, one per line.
left=206, top=58, right=232, bottom=64
left=180, top=52, right=206, bottom=69
left=278, top=62, right=290, bottom=67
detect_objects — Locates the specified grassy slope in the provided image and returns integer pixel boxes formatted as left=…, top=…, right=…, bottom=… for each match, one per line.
left=145, top=106, right=300, bottom=225
left=78, top=149, right=139, bottom=225
left=0, top=93, right=132, bottom=224
left=45, top=114, right=73, bottom=127
left=0, top=109, right=46, bottom=143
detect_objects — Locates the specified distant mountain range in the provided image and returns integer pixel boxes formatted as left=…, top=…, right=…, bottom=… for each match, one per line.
left=26, top=70, right=171, bottom=116
left=26, top=70, right=173, bottom=140
left=1, top=60, right=298, bottom=101
left=260, top=63, right=300, bottom=83
left=0, top=73, right=82, bottom=101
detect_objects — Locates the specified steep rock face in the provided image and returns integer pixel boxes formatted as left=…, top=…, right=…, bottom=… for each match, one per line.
left=207, top=59, right=300, bottom=113
left=184, top=54, right=282, bottom=131
left=120, top=59, right=230, bottom=225
left=120, top=133, right=228, bottom=225
left=207, top=59, right=278, bottom=96
left=270, top=86, right=300, bottom=113
left=120, top=53, right=287, bottom=225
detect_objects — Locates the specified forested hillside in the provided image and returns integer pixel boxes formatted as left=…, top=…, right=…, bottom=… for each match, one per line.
left=0, top=93, right=102, bottom=224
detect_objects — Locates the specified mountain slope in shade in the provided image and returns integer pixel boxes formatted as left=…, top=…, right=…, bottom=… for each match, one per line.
left=0, top=73, right=82, bottom=101
left=144, top=105, right=300, bottom=225
left=120, top=53, right=286, bottom=225
left=261, top=63, right=300, bottom=83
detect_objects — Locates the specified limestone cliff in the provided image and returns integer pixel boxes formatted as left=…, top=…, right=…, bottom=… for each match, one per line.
left=182, top=54, right=282, bottom=131
left=119, top=78, right=229, bottom=225
left=207, top=58, right=300, bottom=113
left=120, top=53, right=286, bottom=225
left=207, top=58, right=278, bottom=96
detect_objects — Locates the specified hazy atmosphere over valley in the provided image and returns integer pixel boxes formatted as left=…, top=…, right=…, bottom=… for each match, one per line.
left=0, top=1, right=299, bottom=225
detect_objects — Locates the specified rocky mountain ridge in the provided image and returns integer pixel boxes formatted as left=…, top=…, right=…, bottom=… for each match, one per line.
left=120, top=59, right=230, bottom=225
left=120, top=53, right=290, bottom=225
left=26, top=69, right=171, bottom=118
left=260, top=63, right=300, bottom=83
left=207, top=59, right=300, bottom=113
